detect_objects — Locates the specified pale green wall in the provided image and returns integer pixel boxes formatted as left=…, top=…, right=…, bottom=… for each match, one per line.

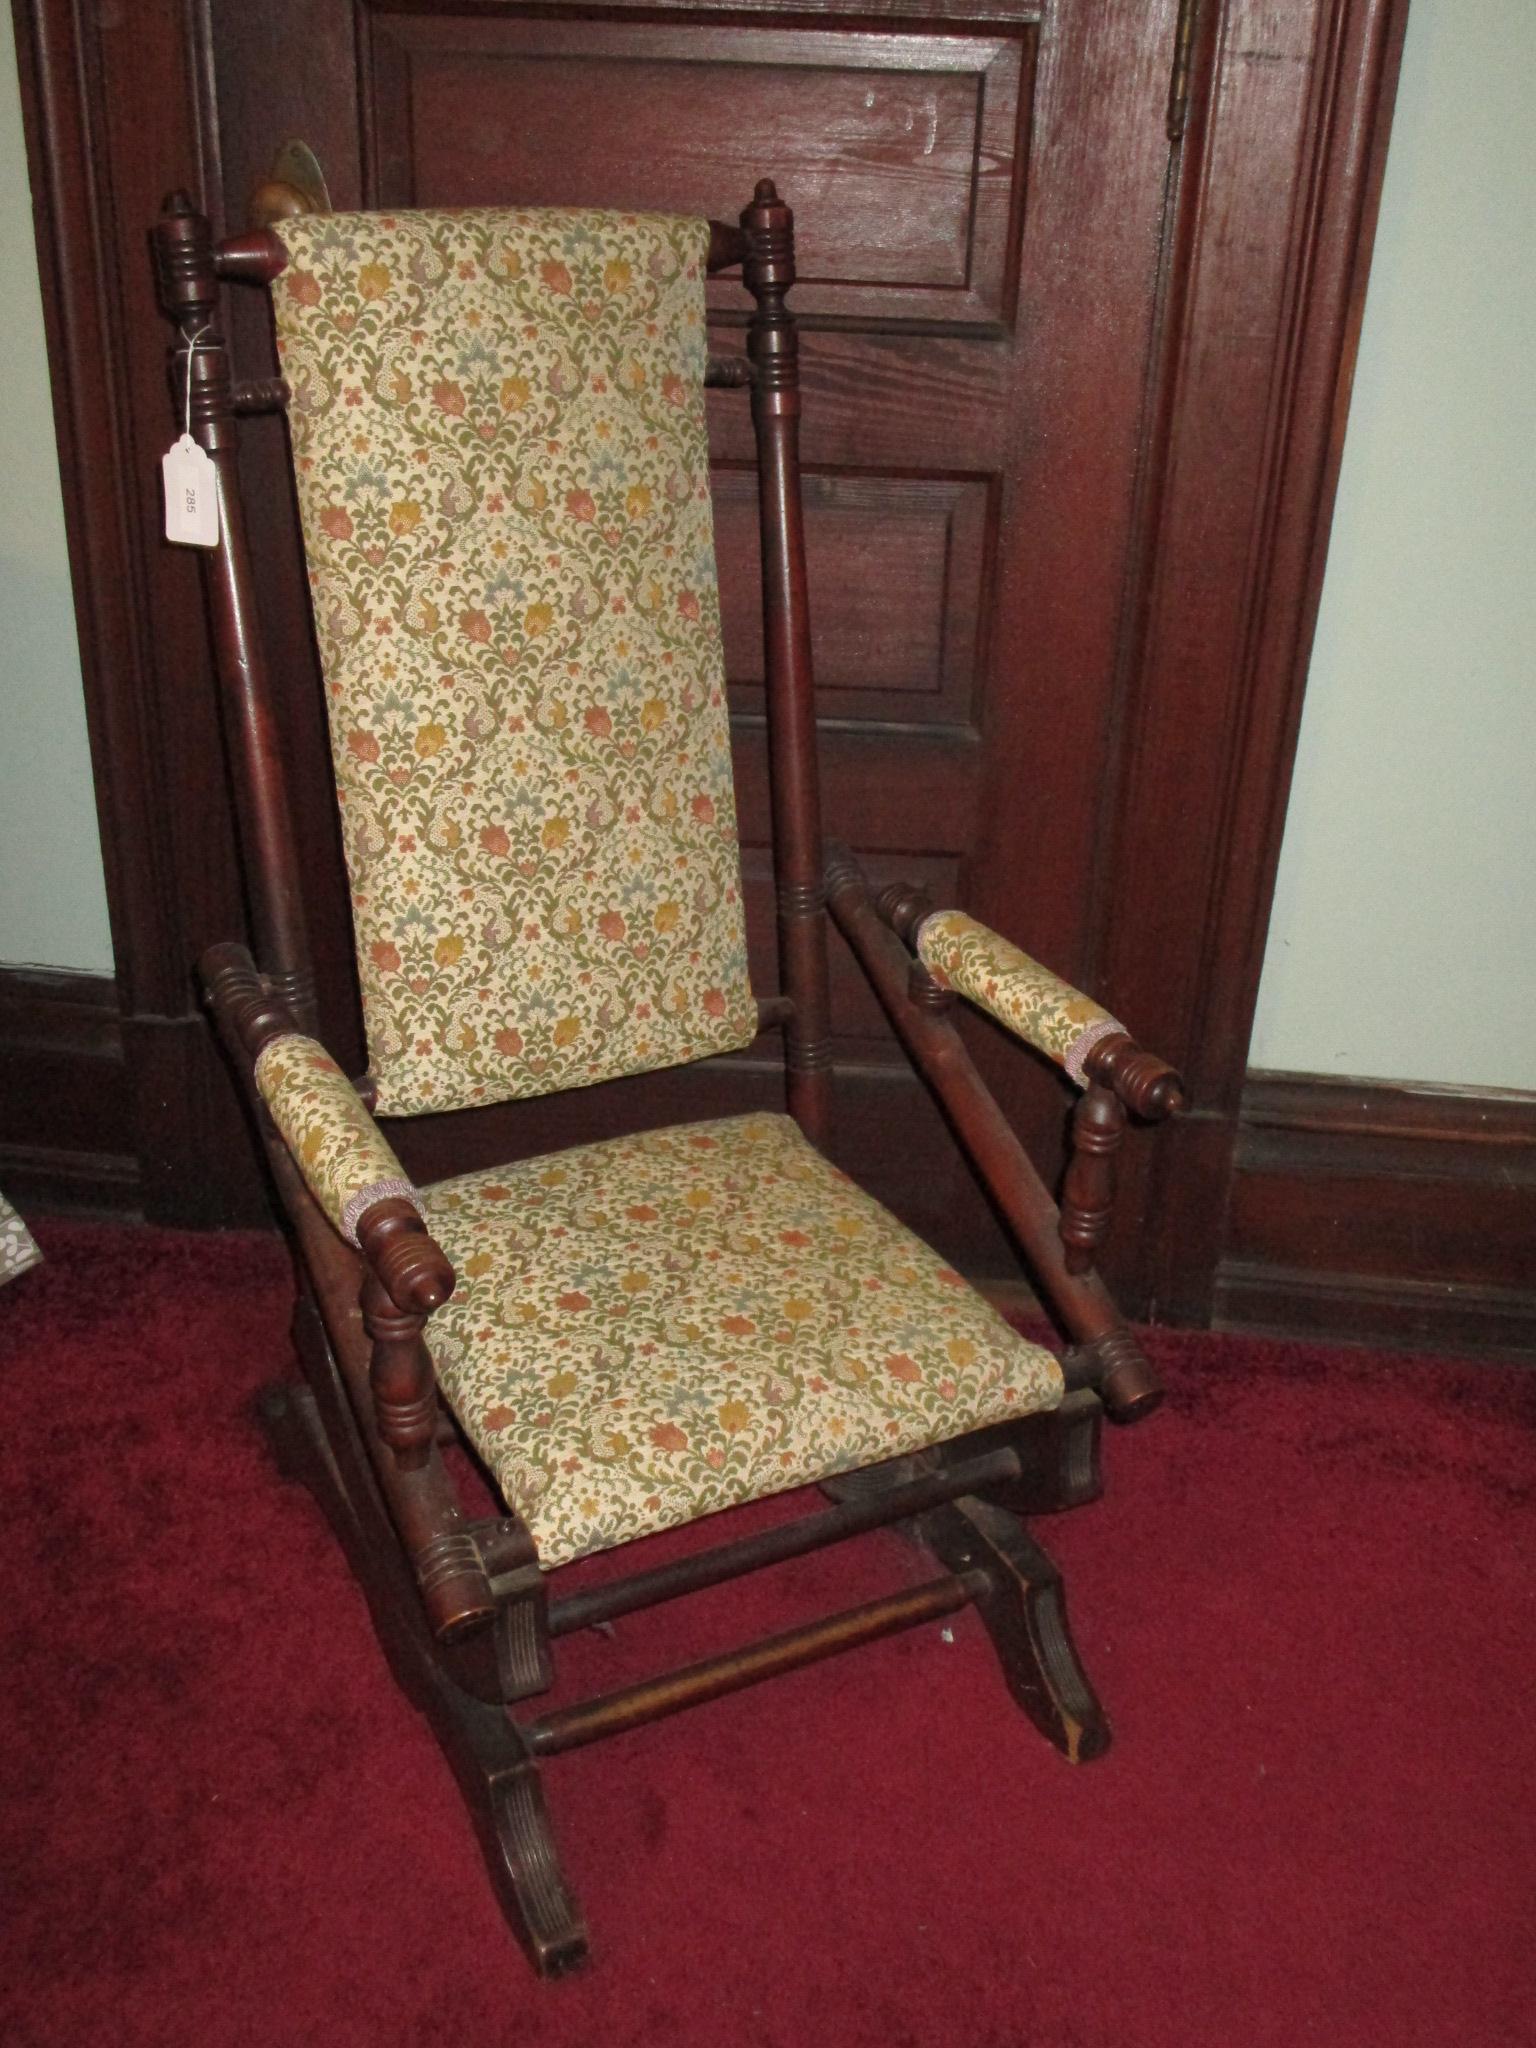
left=1249, top=0, right=1536, bottom=1089
left=0, top=4, right=114, bottom=975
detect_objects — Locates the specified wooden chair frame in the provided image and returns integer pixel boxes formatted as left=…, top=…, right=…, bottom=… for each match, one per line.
left=151, top=173, right=1182, bottom=1976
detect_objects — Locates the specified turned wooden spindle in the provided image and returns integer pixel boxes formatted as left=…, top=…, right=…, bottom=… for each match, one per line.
left=1060, top=1328, right=1164, bottom=1424
left=360, top=1279, right=437, bottom=1471
left=742, top=180, right=834, bottom=1150
left=1060, top=1038, right=1184, bottom=1272
left=358, top=1200, right=453, bottom=1471
left=1083, top=1033, right=1187, bottom=1121
left=907, top=961, right=957, bottom=1014
left=1060, top=1037, right=1186, bottom=1268
left=199, top=941, right=298, bottom=1059
left=1059, top=1081, right=1127, bottom=1274
left=706, top=220, right=749, bottom=274
left=874, top=877, right=935, bottom=947
left=357, top=1197, right=455, bottom=1320
left=151, top=194, right=318, bottom=1033
left=874, top=880, right=956, bottom=1013
left=271, top=1156, right=494, bottom=1643
left=704, top=354, right=754, bottom=389
left=231, top=375, right=290, bottom=415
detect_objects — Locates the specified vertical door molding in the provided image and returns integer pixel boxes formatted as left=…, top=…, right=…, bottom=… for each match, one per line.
left=11, top=0, right=262, bottom=1218
left=1091, top=0, right=1411, bottom=1318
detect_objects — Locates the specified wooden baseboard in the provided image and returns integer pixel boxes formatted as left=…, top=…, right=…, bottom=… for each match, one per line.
left=0, top=966, right=141, bottom=1217
left=1214, top=1072, right=1536, bottom=1361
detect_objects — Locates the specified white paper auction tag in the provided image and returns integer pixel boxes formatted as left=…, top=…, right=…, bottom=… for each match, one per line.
left=161, top=433, right=219, bottom=548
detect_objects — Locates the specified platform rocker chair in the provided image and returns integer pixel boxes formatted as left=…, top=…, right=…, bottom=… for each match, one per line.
left=152, top=174, right=1184, bottom=1976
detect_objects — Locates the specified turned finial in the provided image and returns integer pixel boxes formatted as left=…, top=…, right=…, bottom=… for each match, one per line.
left=874, top=879, right=935, bottom=948
left=1084, top=1036, right=1187, bottom=1120
left=356, top=1201, right=456, bottom=1316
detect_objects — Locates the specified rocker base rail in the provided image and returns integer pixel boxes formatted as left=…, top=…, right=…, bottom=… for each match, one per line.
left=265, top=1368, right=1113, bottom=1980
left=544, top=1443, right=1022, bottom=1636
left=525, top=1570, right=988, bottom=1758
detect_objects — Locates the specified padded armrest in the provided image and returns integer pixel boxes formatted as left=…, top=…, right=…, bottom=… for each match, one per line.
left=915, top=911, right=1124, bottom=1088
left=254, top=1033, right=424, bottom=1245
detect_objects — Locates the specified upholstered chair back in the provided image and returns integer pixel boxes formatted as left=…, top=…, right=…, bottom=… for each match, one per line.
left=270, top=208, right=759, bottom=1117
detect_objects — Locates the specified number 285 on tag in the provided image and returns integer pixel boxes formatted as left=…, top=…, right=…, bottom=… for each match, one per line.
left=162, top=433, right=220, bottom=548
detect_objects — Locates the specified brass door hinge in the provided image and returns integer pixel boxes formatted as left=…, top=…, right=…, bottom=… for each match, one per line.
left=1167, top=0, right=1204, bottom=142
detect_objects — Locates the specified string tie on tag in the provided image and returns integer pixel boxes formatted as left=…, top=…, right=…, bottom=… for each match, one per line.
left=162, top=328, right=221, bottom=548
left=182, top=324, right=215, bottom=439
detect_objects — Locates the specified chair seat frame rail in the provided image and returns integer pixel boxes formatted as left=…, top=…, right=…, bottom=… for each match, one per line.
left=151, top=167, right=1184, bottom=1977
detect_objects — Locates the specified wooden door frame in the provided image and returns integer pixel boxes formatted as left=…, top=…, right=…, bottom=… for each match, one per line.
left=9, top=0, right=1410, bottom=1323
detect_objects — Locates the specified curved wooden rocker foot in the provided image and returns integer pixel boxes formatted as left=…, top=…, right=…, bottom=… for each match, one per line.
left=257, top=1372, right=588, bottom=1975
left=917, top=1496, right=1111, bottom=1763
left=490, top=1762, right=589, bottom=1976
left=445, top=1694, right=589, bottom=1977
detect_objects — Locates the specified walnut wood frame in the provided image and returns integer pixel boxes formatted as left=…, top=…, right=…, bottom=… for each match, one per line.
left=148, top=172, right=1182, bottom=1973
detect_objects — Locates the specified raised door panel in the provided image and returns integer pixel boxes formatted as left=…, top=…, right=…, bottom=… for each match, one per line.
left=714, top=468, right=990, bottom=728
left=364, top=17, right=1032, bottom=329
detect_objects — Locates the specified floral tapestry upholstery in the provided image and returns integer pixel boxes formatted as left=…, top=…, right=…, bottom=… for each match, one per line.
left=916, top=910, right=1124, bottom=1086
left=419, top=1112, right=1062, bottom=1568
left=0, top=1193, right=41, bottom=1287
left=270, top=208, right=758, bottom=1116
left=254, top=1033, right=423, bottom=1245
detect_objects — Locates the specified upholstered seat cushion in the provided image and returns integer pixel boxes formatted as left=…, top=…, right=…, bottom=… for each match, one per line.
left=419, top=1113, right=1062, bottom=1568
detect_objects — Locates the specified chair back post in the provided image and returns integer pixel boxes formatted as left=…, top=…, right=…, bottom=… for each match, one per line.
left=151, top=192, right=319, bottom=1033
left=741, top=180, right=834, bottom=1151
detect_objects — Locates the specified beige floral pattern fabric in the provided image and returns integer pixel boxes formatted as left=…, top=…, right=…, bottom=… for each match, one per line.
left=254, top=1033, right=423, bottom=1245
left=0, top=1193, right=42, bottom=1286
left=419, top=1112, right=1062, bottom=1568
left=270, top=208, right=758, bottom=1116
left=917, top=910, right=1124, bottom=1085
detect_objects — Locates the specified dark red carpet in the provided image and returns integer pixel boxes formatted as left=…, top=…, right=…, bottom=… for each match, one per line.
left=2, top=1221, right=1532, bottom=2048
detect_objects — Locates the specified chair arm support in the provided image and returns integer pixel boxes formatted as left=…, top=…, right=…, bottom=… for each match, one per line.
left=856, top=874, right=1185, bottom=1280
left=252, top=1032, right=452, bottom=1472
left=825, top=851, right=1163, bottom=1422
left=251, top=1033, right=450, bottom=1302
left=353, top=1197, right=456, bottom=1317
left=202, top=943, right=455, bottom=1315
left=200, top=947, right=487, bottom=1611
left=908, top=909, right=1184, bottom=1116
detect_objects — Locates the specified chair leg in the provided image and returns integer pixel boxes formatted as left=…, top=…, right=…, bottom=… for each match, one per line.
left=916, top=1495, right=1111, bottom=1764
left=945, top=1389, right=1106, bottom=1516
left=259, top=1338, right=589, bottom=1976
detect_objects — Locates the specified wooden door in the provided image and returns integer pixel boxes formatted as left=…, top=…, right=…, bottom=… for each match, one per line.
left=207, top=0, right=1187, bottom=1273
left=14, top=0, right=1409, bottom=1319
